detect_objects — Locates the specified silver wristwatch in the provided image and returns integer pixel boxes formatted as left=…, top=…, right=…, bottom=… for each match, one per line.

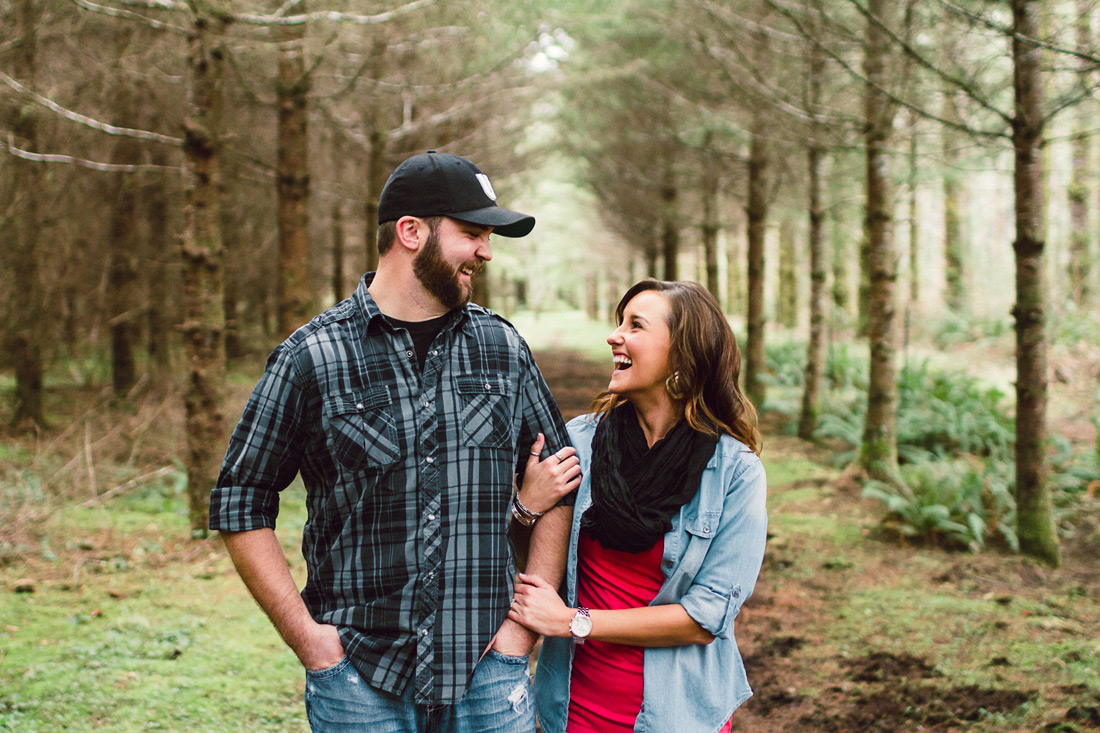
left=569, top=607, right=592, bottom=644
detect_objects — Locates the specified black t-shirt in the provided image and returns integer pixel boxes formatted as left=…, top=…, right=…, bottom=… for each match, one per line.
left=386, top=312, right=453, bottom=371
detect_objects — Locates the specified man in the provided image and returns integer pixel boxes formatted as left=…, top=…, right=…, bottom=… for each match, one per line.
left=209, top=151, right=579, bottom=731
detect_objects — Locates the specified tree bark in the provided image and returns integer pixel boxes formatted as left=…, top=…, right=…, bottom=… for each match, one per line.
left=744, top=126, right=769, bottom=406
left=799, top=33, right=827, bottom=441
left=145, top=144, right=173, bottom=380
left=1068, top=0, right=1092, bottom=306
left=831, top=179, right=851, bottom=318
left=778, top=219, right=798, bottom=329
left=859, top=0, right=902, bottom=484
left=4, top=0, right=45, bottom=430
left=701, top=133, right=720, bottom=299
left=907, top=111, right=920, bottom=305
left=363, top=39, right=387, bottom=274
left=660, top=155, right=679, bottom=281
left=332, top=199, right=345, bottom=302
left=107, top=24, right=141, bottom=397
left=181, top=9, right=228, bottom=537
left=1012, top=0, right=1060, bottom=566
left=276, top=9, right=312, bottom=338
left=943, top=91, right=966, bottom=311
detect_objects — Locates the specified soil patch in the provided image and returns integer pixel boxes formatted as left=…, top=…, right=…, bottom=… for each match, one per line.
left=842, top=650, right=941, bottom=682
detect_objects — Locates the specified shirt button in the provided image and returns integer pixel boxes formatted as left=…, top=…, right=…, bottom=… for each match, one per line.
left=425, top=456, right=434, bottom=464
left=355, top=403, right=364, bottom=410
left=432, top=350, right=438, bottom=356
left=406, top=350, right=414, bottom=358
left=420, top=629, right=428, bottom=637
left=427, top=514, right=436, bottom=521
left=484, top=382, right=491, bottom=390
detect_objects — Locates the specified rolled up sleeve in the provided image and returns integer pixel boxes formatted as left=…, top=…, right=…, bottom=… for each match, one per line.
left=679, top=456, right=768, bottom=639
left=209, top=346, right=307, bottom=533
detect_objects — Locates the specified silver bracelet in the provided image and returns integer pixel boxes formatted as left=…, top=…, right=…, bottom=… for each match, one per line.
left=511, top=493, right=544, bottom=526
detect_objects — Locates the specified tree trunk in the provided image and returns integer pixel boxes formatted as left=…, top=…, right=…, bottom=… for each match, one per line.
left=943, top=91, right=966, bottom=311
left=859, top=0, right=902, bottom=484
left=744, top=127, right=769, bottom=406
left=1068, top=0, right=1092, bottom=306
left=831, top=184, right=851, bottom=318
left=907, top=111, right=920, bottom=305
left=778, top=219, right=798, bottom=329
left=660, top=156, right=679, bottom=281
left=332, top=199, right=345, bottom=302
left=181, top=9, right=228, bottom=537
left=473, top=264, right=490, bottom=308
left=106, top=25, right=141, bottom=397
left=363, top=39, right=388, bottom=274
left=145, top=144, right=173, bottom=380
left=4, top=0, right=45, bottom=429
left=1012, top=0, right=1060, bottom=566
left=701, top=134, right=720, bottom=299
left=799, top=34, right=827, bottom=441
left=276, top=10, right=312, bottom=338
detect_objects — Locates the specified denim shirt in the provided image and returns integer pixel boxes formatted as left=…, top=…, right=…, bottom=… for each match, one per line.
left=534, top=414, right=768, bottom=733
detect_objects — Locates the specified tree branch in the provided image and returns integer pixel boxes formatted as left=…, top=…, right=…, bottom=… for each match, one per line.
left=844, top=0, right=1013, bottom=125
left=935, top=0, right=1100, bottom=66
left=764, top=0, right=1010, bottom=140
left=232, top=0, right=437, bottom=26
left=68, top=0, right=187, bottom=33
left=2, top=135, right=179, bottom=172
left=0, top=71, right=183, bottom=145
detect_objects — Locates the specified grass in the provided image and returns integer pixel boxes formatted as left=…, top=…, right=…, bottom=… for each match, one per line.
left=2, top=309, right=1098, bottom=731
left=1, top=476, right=312, bottom=732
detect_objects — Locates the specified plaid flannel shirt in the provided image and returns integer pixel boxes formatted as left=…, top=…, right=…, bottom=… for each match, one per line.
left=209, top=273, right=570, bottom=705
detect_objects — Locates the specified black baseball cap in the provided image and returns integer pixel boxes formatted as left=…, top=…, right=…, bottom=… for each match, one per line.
left=377, top=151, right=536, bottom=237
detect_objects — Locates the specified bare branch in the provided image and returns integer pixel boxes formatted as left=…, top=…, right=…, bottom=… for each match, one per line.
left=0, top=71, right=183, bottom=145
left=3, top=135, right=179, bottom=172
left=764, top=0, right=1010, bottom=140
left=68, top=0, right=188, bottom=33
left=844, top=0, right=1013, bottom=126
left=232, top=0, right=437, bottom=26
left=935, top=0, right=1100, bottom=66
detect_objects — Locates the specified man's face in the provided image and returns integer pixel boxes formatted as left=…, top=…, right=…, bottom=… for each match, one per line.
left=413, top=217, right=493, bottom=310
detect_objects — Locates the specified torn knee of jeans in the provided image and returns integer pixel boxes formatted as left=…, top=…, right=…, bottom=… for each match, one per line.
left=507, top=681, right=531, bottom=714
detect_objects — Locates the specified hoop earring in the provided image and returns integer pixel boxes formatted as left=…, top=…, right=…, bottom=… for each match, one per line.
left=665, top=371, right=683, bottom=400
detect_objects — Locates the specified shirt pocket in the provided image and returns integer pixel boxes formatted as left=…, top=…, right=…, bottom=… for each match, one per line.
left=455, top=374, right=512, bottom=449
left=323, top=389, right=400, bottom=470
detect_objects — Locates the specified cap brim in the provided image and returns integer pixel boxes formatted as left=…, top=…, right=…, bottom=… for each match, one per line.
left=451, top=206, right=535, bottom=238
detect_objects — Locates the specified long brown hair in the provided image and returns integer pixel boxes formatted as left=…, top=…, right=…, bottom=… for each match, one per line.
left=590, top=280, right=761, bottom=454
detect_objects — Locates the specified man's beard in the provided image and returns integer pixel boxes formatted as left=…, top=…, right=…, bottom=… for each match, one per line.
left=413, top=225, right=480, bottom=310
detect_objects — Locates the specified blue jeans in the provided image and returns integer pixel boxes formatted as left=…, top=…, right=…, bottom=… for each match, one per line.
left=304, top=650, right=535, bottom=732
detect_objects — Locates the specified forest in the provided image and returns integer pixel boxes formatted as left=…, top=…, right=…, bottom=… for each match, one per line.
left=2, top=0, right=1099, bottom=730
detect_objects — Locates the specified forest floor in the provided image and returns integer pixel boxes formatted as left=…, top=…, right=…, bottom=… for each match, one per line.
left=0, top=345, right=1098, bottom=731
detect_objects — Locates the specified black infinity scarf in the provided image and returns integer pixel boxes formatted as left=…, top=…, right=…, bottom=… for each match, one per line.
left=582, top=403, right=719, bottom=553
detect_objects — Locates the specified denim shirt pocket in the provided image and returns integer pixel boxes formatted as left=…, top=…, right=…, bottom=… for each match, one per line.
left=455, top=374, right=512, bottom=449
left=323, top=389, right=400, bottom=470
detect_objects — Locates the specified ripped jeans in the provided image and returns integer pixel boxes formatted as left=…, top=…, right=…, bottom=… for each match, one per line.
left=304, top=649, right=535, bottom=733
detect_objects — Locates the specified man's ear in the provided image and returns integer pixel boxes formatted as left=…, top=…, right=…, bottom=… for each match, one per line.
left=394, top=216, right=422, bottom=253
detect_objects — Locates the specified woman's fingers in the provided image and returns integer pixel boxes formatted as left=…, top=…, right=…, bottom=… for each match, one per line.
left=516, top=572, right=551, bottom=589
left=526, top=433, right=546, bottom=465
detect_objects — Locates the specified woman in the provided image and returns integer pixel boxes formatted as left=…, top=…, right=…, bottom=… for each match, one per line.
left=511, top=280, right=767, bottom=733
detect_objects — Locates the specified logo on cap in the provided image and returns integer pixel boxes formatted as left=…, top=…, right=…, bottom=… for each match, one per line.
left=475, top=174, right=497, bottom=201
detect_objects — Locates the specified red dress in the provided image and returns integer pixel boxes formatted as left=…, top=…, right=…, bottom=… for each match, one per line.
left=566, top=530, right=732, bottom=733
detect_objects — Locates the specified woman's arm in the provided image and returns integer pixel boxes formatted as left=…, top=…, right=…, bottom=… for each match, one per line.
left=509, top=573, right=714, bottom=647
left=515, top=432, right=582, bottom=515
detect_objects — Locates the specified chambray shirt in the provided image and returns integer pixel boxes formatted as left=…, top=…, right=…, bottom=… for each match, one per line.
left=209, top=273, right=569, bottom=705
left=534, top=415, right=767, bottom=733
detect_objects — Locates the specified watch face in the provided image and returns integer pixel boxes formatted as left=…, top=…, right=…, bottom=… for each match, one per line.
left=570, top=613, right=593, bottom=638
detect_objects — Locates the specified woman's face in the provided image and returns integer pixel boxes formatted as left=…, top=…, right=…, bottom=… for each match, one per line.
left=606, top=290, right=674, bottom=405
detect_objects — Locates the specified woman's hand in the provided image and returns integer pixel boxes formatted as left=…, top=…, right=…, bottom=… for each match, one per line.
left=508, top=572, right=575, bottom=638
left=517, top=433, right=581, bottom=515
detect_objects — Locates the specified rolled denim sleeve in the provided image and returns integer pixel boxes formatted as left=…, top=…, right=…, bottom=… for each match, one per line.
left=208, top=346, right=307, bottom=532
left=678, top=455, right=768, bottom=639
